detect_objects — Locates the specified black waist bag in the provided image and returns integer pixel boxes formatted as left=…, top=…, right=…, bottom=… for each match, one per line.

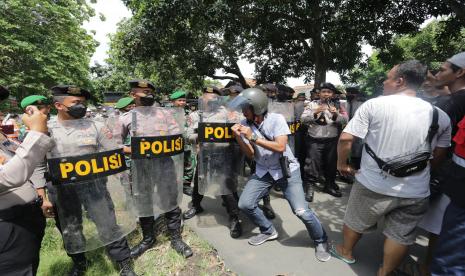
left=365, top=106, right=439, bottom=178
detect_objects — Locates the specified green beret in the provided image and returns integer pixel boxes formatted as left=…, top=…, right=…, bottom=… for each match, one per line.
left=170, top=90, right=187, bottom=100
left=51, top=85, right=91, bottom=99
left=115, top=97, right=135, bottom=109
left=20, top=95, right=49, bottom=109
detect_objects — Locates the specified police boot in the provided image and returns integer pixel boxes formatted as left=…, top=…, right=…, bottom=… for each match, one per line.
left=130, top=218, right=156, bottom=259
left=117, top=258, right=137, bottom=276
left=262, top=195, right=275, bottom=219
left=305, top=182, right=314, bottom=202
left=68, top=255, right=87, bottom=276
left=323, top=183, right=342, bottom=198
left=229, top=215, right=242, bottom=238
left=169, top=229, right=193, bottom=258
left=183, top=205, right=204, bottom=220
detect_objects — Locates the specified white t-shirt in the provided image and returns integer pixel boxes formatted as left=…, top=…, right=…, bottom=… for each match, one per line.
left=343, top=94, right=451, bottom=198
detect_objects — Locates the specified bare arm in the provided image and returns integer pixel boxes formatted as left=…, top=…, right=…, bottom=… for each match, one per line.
left=337, top=132, right=356, bottom=177
left=430, top=147, right=449, bottom=170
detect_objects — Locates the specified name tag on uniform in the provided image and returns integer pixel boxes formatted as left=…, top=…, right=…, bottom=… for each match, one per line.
left=47, top=149, right=127, bottom=185
left=198, top=123, right=235, bottom=143
left=131, top=134, right=184, bottom=159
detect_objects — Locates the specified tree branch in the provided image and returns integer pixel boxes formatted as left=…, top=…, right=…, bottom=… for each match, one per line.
left=209, top=75, right=239, bottom=81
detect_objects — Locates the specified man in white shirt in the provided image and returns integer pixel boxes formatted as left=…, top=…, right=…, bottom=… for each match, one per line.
left=332, top=60, right=451, bottom=276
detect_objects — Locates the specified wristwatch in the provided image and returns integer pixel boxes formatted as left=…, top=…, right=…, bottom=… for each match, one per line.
left=250, top=133, right=259, bottom=143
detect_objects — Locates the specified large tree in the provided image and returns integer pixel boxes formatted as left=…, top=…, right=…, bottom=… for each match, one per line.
left=117, top=0, right=461, bottom=87
left=348, top=20, right=465, bottom=95
left=0, top=0, right=98, bottom=99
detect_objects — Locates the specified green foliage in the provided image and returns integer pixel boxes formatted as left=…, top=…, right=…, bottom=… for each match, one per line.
left=0, top=0, right=98, bottom=101
left=347, top=19, right=465, bottom=95
left=115, top=0, right=459, bottom=87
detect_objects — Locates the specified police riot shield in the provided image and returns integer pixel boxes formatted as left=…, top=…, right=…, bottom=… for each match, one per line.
left=268, top=101, right=298, bottom=153
left=130, top=106, right=184, bottom=216
left=46, top=118, right=137, bottom=254
left=198, top=96, right=244, bottom=196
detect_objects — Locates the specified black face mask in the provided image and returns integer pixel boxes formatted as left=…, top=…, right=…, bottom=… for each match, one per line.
left=140, top=95, right=155, bottom=106
left=66, top=103, right=87, bottom=119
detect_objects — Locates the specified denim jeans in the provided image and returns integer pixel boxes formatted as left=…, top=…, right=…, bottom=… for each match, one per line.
left=431, top=202, right=465, bottom=276
left=238, top=169, right=328, bottom=244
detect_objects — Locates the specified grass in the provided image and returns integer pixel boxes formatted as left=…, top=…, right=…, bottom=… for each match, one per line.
left=38, top=218, right=236, bottom=276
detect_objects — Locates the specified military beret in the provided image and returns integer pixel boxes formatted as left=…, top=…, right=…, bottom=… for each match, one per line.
left=20, top=95, right=49, bottom=109
left=128, top=79, right=156, bottom=90
left=202, top=85, right=221, bottom=95
left=115, top=97, right=135, bottom=109
left=0, top=85, right=9, bottom=101
left=170, top=90, right=187, bottom=100
left=297, top=92, right=306, bottom=98
left=51, top=85, right=91, bottom=99
left=227, top=85, right=244, bottom=94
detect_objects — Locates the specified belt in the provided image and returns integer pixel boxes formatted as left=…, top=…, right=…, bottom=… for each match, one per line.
left=0, top=196, right=43, bottom=221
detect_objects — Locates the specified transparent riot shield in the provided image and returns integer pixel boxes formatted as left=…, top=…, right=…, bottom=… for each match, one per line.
left=268, top=101, right=296, bottom=152
left=46, top=118, right=137, bottom=254
left=197, top=96, right=244, bottom=196
left=130, top=106, right=184, bottom=216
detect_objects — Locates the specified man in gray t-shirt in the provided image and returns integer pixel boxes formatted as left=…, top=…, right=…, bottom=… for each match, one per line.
left=331, top=60, right=451, bottom=276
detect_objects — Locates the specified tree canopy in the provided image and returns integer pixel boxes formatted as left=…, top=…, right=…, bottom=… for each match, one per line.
left=0, top=0, right=97, bottom=100
left=115, top=0, right=462, bottom=88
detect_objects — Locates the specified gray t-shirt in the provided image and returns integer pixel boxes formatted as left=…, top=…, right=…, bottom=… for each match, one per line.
left=344, top=94, right=451, bottom=198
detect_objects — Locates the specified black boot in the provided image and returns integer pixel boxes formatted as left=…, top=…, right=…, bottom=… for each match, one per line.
left=68, top=257, right=87, bottom=276
left=130, top=217, right=156, bottom=259
left=305, top=183, right=314, bottom=202
left=183, top=185, right=193, bottom=196
left=262, top=195, right=275, bottom=219
left=117, top=258, right=137, bottom=276
left=229, top=216, right=242, bottom=239
left=183, top=205, right=204, bottom=220
left=323, top=183, right=342, bottom=198
left=169, top=229, right=193, bottom=258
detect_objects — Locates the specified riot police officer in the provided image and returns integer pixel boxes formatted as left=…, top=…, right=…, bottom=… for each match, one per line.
left=183, top=86, right=243, bottom=239
left=46, top=85, right=137, bottom=276
left=121, top=80, right=193, bottom=259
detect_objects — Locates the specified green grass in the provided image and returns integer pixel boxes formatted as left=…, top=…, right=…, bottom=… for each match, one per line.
left=38, top=219, right=235, bottom=276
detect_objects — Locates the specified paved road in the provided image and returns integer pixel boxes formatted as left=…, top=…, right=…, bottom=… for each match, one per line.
left=181, top=182, right=428, bottom=276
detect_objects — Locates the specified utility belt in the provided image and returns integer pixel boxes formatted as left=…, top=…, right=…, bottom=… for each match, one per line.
left=0, top=196, right=43, bottom=222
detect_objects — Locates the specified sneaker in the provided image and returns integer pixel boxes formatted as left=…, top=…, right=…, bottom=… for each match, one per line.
left=248, top=229, right=278, bottom=246
left=315, top=243, right=331, bottom=262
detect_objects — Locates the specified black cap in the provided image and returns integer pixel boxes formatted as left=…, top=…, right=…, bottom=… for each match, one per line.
left=228, top=84, right=244, bottom=94
left=261, top=83, right=278, bottom=93
left=0, top=85, right=10, bottom=101
left=319, top=82, right=340, bottom=94
left=51, top=85, right=91, bottom=99
left=128, top=79, right=156, bottom=90
left=203, top=85, right=221, bottom=95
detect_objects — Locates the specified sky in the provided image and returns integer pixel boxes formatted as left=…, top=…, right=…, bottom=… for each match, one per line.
left=83, top=0, right=373, bottom=87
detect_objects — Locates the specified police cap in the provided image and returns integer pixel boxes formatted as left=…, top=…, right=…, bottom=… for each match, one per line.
left=51, top=85, right=91, bottom=99
left=203, top=85, right=221, bottom=95
left=128, top=79, right=156, bottom=90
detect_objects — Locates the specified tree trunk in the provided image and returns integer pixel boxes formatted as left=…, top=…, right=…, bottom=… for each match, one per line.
left=309, top=0, right=326, bottom=88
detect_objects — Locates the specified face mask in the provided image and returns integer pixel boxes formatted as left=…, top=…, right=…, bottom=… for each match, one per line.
left=140, top=95, right=155, bottom=106
left=65, top=103, right=87, bottom=119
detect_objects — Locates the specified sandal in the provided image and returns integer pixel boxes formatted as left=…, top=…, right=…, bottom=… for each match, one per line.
left=329, top=244, right=356, bottom=264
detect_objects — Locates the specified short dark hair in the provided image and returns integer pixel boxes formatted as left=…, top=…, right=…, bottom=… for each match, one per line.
left=394, top=60, right=427, bottom=89
left=450, top=62, right=462, bottom=73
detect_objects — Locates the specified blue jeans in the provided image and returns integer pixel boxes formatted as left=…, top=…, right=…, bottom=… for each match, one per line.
left=238, top=169, right=328, bottom=244
left=431, top=202, right=465, bottom=275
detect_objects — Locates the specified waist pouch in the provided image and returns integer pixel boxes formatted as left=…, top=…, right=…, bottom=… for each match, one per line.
left=365, top=105, right=438, bottom=178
